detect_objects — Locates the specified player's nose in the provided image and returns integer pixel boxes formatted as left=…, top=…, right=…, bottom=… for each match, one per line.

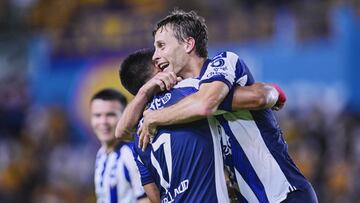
left=152, top=49, right=160, bottom=62
left=98, top=116, right=109, bottom=124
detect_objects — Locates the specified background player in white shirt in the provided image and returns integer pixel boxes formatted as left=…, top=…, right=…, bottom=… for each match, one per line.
left=90, top=89, right=150, bottom=203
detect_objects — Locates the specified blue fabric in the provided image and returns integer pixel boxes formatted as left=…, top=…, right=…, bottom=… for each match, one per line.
left=281, top=186, right=318, bottom=203
left=134, top=84, right=224, bottom=203
left=110, top=185, right=117, bottom=203
left=218, top=115, right=269, bottom=203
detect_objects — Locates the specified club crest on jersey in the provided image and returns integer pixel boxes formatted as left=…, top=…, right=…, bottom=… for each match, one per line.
left=210, top=58, right=225, bottom=67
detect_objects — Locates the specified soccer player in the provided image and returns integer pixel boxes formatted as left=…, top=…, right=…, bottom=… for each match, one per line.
left=138, top=9, right=318, bottom=203
left=116, top=48, right=283, bottom=203
left=90, top=89, right=150, bottom=203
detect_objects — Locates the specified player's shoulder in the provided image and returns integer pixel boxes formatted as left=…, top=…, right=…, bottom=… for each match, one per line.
left=119, top=141, right=134, bottom=151
left=96, top=147, right=106, bottom=158
left=174, top=78, right=200, bottom=89
left=211, top=51, right=240, bottom=61
left=207, top=51, right=240, bottom=69
left=110, top=141, right=133, bottom=156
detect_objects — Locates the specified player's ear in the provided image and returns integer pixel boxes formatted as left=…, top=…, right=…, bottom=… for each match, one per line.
left=184, top=37, right=195, bottom=54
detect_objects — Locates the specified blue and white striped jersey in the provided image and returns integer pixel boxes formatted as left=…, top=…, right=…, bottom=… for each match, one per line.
left=200, top=51, right=312, bottom=203
left=132, top=78, right=232, bottom=203
left=95, top=142, right=146, bottom=203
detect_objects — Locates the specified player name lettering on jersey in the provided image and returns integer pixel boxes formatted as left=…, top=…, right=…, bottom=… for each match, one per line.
left=161, top=179, right=189, bottom=203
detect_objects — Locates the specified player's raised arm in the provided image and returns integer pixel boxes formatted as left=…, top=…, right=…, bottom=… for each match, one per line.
left=142, top=183, right=160, bottom=203
left=115, top=89, right=149, bottom=140
left=115, top=71, right=178, bottom=139
left=115, top=48, right=178, bottom=139
left=231, top=83, right=286, bottom=111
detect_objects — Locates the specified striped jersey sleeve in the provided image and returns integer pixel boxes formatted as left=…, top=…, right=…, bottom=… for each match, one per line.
left=199, top=51, right=254, bottom=90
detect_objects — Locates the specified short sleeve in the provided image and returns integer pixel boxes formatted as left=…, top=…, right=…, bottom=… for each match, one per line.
left=199, top=52, right=239, bottom=89
left=199, top=52, right=255, bottom=89
left=217, top=87, right=235, bottom=112
left=131, top=138, right=155, bottom=186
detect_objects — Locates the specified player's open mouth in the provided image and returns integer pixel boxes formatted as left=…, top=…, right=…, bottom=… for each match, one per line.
left=159, top=63, right=169, bottom=70
left=99, top=128, right=111, bottom=134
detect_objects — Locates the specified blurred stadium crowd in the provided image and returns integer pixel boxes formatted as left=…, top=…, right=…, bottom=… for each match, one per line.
left=0, top=0, right=360, bottom=202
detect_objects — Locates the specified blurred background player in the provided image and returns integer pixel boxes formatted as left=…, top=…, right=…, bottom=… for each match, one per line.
left=90, top=89, right=149, bottom=203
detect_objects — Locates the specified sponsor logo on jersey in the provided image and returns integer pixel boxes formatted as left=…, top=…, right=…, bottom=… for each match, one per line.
left=149, top=93, right=172, bottom=110
left=161, top=93, right=171, bottom=104
left=206, top=71, right=229, bottom=78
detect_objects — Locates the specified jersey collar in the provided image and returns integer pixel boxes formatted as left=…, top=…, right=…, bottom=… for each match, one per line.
left=197, top=58, right=211, bottom=79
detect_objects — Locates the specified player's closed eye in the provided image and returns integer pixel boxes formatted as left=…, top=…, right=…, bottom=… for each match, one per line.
left=157, top=42, right=165, bottom=49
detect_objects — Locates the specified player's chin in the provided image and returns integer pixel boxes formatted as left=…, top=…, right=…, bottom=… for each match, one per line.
left=100, top=134, right=115, bottom=142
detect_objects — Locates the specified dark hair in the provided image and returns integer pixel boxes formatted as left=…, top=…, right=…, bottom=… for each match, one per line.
left=153, top=8, right=208, bottom=58
left=91, top=88, right=127, bottom=108
left=119, top=48, right=155, bottom=95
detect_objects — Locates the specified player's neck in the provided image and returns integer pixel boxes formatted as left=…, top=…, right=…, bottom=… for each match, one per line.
left=103, top=139, right=120, bottom=153
left=180, top=56, right=206, bottom=79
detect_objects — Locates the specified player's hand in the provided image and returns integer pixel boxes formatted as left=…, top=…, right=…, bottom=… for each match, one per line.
left=271, top=84, right=287, bottom=111
left=163, top=67, right=182, bottom=83
left=137, top=110, right=157, bottom=151
left=141, top=71, right=179, bottom=99
left=155, top=71, right=178, bottom=91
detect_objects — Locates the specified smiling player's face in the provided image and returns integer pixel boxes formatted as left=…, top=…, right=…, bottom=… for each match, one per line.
left=91, top=99, right=123, bottom=147
left=152, top=25, right=189, bottom=76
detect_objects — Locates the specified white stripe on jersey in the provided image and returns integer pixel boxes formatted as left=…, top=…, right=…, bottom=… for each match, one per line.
left=120, top=145, right=146, bottom=200
left=234, top=168, right=259, bottom=203
left=150, top=152, right=170, bottom=192
left=173, top=78, right=200, bottom=89
left=225, top=114, right=291, bottom=203
left=207, top=117, right=230, bottom=203
left=236, top=75, right=248, bottom=87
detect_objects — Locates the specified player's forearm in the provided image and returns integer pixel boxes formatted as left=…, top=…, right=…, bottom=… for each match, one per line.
left=143, top=183, right=160, bottom=203
left=115, top=89, right=149, bottom=139
left=147, top=94, right=209, bottom=127
left=146, top=82, right=229, bottom=127
left=232, top=83, right=279, bottom=110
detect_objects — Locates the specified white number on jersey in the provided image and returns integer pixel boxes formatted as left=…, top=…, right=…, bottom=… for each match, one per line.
left=150, top=133, right=172, bottom=192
